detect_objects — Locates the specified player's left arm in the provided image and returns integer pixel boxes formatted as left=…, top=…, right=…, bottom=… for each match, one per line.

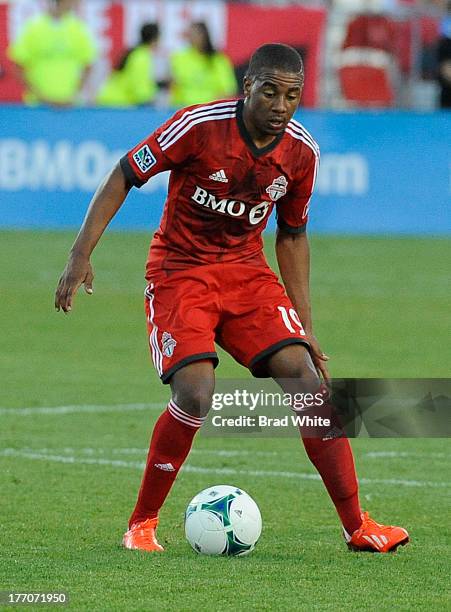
left=275, top=142, right=329, bottom=380
left=276, top=228, right=330, bottom=382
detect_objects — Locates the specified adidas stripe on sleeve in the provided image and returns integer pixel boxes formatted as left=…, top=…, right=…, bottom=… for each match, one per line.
left=120, top=100, right=238, bottom=188
left=276, top=120, right=320, bottom=233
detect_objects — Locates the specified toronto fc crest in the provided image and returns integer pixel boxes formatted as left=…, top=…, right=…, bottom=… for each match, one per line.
left=266, top=175, right=288, bottom=201
left=161, top=331, right=177, bottom=357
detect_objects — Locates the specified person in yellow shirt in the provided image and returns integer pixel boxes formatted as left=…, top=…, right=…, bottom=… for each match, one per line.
left=96, top=23, right=160, bottom=108
left=170, top=22, right=237, bottom=107
left=8, top=0, right=96, bottom=107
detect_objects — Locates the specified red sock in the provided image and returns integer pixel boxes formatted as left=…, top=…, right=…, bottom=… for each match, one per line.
left=301, top=436, right=362, bottom=535
left=128, top=400, right=204, bottom=528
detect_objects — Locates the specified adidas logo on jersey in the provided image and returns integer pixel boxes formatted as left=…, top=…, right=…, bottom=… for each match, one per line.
left=209, top=169, right=228, bottom=183
left=154, top=463, right=175, bottom=471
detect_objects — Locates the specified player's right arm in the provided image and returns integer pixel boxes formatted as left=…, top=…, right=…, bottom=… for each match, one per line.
left=55, top=162, right=130, bottom=312
left=55, top=104, right=199, bottom=312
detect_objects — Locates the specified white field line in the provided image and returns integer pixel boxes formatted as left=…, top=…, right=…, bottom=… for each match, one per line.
left=0, top=449, right=145, bottom=469
left=364, top=451, right=449, bottom=459
left=1, top=448, right=450, bottom=490
left=0, top=403, right=162, bottom=416
left=2, top=402, right=451, bottom=462
left=7, top=447, right=278, bottom=458
left=18, top=447, right=449, bottom=460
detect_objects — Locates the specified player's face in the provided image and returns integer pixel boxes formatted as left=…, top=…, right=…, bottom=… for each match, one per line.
left=243, top=70, right=303, bottom=138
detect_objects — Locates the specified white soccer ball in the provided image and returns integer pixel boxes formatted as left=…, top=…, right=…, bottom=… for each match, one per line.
left=184, top=485, right=262, bottom=556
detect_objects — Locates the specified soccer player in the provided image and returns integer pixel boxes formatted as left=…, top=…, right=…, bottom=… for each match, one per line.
left=55, top=44, right=409, bottom=553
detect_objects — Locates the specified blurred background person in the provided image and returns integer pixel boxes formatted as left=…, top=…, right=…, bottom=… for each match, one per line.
left=96, top=23, right=161, bottom=108
left=7, top=0, right=96, bottom=107
left=437, top=11, right=451, bottom=108
left=170, top=21, right=237, bottom=107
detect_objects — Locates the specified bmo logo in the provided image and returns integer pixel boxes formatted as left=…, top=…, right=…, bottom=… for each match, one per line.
left=191, top=186, right=271, bottom=225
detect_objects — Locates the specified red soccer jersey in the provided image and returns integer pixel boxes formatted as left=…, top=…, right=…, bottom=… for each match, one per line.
left=120, top=98, right=319, bottom=280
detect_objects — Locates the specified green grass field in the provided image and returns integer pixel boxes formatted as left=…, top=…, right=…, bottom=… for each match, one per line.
left=1, top=230, right=450, bottom=611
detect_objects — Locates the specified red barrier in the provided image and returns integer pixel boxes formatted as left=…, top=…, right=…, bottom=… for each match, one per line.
left=226, top=4, right=326, bottom=107
left=0, top=3, right=24, bottom=101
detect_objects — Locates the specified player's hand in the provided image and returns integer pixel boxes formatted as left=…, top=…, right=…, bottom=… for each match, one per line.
left=306, top=334, right=330, bottom=382
left=54, top=253, right=94, bottom=313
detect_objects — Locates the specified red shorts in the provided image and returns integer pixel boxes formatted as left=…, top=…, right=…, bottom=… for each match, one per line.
left=145, top=263, right=310, bottom=383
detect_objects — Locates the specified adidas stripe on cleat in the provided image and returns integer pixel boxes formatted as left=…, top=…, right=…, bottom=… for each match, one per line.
left=344, top=512, right=409, bottom=553
left=122, top=517, right=164, bottom=552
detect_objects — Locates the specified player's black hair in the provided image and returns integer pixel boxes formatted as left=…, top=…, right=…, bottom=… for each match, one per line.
left=246, top=43, right=303, bottom=79
left=115, top=22, right=159, bottom=72
left=192, top=22, right=216, bottom=57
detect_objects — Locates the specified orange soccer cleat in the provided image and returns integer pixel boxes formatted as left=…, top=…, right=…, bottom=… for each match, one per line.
left=122, top=517, right=164, bottom=552
left=345, top=512, right=409, bottom=553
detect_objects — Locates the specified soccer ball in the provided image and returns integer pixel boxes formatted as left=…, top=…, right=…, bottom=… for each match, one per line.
left=184, top=485, right=262, bottom=556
